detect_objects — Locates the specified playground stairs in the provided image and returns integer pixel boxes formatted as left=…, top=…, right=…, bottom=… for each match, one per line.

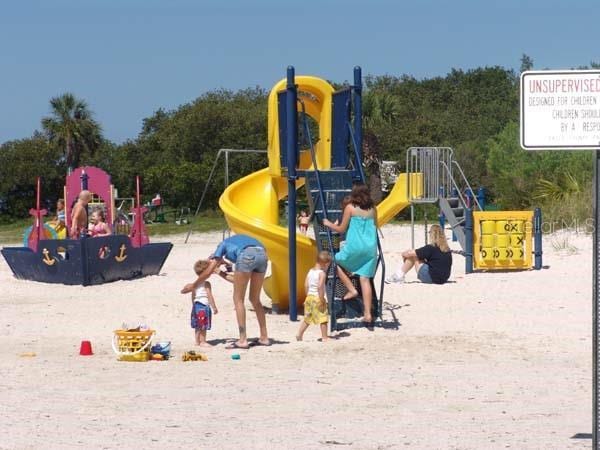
left=407, top=147, right=481, bottom=252
left=439, top=196, right=466, bottom=249
left=305, top=170, right=382, bottom=331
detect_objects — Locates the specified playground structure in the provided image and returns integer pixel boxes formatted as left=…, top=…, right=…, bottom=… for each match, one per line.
left=143, top=194, right=191, bottom=225
left=471, top=210, right=540, bottom=270
left=218, top=67, right=419, bottom=330
left=1, top=167, right=172, bottom=285
left=215, top=67, right=542, bottom=330
left=405, top=146, right=542, bottom=272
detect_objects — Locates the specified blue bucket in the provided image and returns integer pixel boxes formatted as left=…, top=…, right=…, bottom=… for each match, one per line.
left=151, top=341, right=171, bottom=358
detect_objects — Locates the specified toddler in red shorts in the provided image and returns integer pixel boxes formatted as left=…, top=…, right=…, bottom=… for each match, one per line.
left=181, top=260, right=218, bottom=346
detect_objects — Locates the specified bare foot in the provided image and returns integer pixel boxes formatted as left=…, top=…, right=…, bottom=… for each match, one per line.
left=363, top=315, right=373, bottom=323
left=343, top=289, right=358, bottom=300
left=296, top=335, right=303, bottom=341
left=196, top=342, right=211, bottom=347
left=320, top=337, right=329, bottom=342
left=225, top=341, right=250, bottom=350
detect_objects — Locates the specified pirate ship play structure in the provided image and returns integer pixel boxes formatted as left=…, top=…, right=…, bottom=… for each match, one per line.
left=1, top=167, right=172, bottom=285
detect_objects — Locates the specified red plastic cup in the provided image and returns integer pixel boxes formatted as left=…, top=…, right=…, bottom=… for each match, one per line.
left=79, top=340, right=93, bottom=356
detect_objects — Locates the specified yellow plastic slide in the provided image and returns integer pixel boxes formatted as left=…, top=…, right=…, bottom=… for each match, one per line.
left=218, top=75, right=418, bottom=309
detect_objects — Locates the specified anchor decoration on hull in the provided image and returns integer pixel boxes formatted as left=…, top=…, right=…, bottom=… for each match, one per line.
left=42, top=248, right=56, bottom=266
left=115, top=244, right=127, bottom=263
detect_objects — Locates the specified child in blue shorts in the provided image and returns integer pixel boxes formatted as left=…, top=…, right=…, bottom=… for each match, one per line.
left=181, top=260, right=218, bottom=346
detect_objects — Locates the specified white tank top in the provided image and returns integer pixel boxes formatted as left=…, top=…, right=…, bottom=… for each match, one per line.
left=306, top=268, right=323, bottom=296
left=194, top=285, right=209, bottom=305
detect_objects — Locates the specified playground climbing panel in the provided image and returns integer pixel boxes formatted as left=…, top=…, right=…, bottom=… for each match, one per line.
left=472, top=211, right=534, bottom=270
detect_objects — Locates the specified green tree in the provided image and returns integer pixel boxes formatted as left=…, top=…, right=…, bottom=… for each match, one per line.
left=0, top=133, right=65, bottom=218
left=362, top=90, right=400, bottom=202
left=486, top=121, right=592, bottom=213
left=364, top=66, right=518, bottom=178
left=6, top=60, right=600, bottom=223
left=41, top=93, right=102, bottom=169
left=520, top=54, right=534, bottom=73
left=106, top=88, right=268, bottom=209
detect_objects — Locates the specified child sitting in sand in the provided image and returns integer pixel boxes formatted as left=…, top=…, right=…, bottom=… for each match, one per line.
left=181, top=260, right=219, bottom=346
left=296, top=250, right=332, bottom=342
left=88, top=208, right=112, bottom=237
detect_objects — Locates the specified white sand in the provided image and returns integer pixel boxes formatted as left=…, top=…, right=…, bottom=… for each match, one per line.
left=0, top=225, right=592, bottom=449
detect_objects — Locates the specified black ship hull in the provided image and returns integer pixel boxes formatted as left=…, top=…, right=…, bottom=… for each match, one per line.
left=1, top=235, right=172, bottom=285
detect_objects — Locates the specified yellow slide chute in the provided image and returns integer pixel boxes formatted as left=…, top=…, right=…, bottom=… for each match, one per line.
left=219, top=76, right=414, bottom=309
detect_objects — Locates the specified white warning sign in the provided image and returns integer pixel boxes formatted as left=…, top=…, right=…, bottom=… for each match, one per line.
left=520, top=70, right=600, bottom=150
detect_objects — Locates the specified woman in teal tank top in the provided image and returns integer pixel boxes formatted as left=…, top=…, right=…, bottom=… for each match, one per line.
left=323, top=184, right=378, bottom=323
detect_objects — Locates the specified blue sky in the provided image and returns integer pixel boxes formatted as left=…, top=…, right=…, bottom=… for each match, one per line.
left=1, top=0, right=598, bottom=143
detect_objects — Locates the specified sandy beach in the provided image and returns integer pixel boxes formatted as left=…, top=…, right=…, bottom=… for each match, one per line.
left=0, top=225, right=592, bottom=449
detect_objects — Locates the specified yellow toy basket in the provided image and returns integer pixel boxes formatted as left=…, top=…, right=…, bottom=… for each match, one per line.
left=112, top=329, right=155, bottom=362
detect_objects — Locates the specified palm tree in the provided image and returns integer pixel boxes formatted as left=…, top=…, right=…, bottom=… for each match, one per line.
left=41, top=93, right=102, bottom=169
left=361, top=90, right=400, bottom=203
left=533, top=172, right=582, bottom=202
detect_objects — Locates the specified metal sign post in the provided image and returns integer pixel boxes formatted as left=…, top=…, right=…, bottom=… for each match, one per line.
left=520, top=69, right=600, bottom=448
left=595, top=151, right=600, bottom=448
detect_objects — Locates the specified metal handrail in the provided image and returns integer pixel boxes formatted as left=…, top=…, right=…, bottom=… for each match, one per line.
left=439, top=161, right=469, bottom=211
left=405, top=146, right=446, bottom=204
left=452, top=160, right=482, bottom=211
left=405, top=147, right=479, bottom=208
left=299, top=101, right=339, bottom=305
left=347, top=122, right=385, bottom=320
left=405, top=149, right=413, bottom=202
left=347, top=123, right=366, bottom=181
left=299, top=102, right=334, bottom=236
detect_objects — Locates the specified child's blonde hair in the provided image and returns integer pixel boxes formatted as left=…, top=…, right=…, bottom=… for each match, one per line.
left=317, top=250, right=332, bottom=265
left=194, top=259, right=210, bottom=275
left=429, top=224, right=450, bottom=252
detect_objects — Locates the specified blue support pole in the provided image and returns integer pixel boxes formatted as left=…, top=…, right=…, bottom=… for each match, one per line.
left=477, top=187, right=485, bottom=210
left=534, top=207, right=542, bottom=270
left=286, top=66, right=298, bottom=321
left=438, top=186, right=446, bottom=228
left=353, top=67, right=362, bottom=157
left=353, top=66, right=363, bottom=175
left=451, top=187, right=458, bottom=242
left=438, top=213, right=446, bottom=228
left=465, top=207, right=473, bottom=274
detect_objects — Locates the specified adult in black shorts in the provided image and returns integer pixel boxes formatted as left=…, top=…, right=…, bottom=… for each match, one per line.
left=385, top=224, right=452, bottom=285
